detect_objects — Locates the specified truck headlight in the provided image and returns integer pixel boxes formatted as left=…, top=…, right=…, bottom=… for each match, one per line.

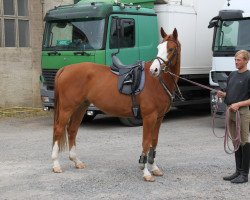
left=41, top=96, right=50, bottom=103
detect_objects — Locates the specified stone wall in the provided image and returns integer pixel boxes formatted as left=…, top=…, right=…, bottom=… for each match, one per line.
left=0, top=0, right=73, bottom=108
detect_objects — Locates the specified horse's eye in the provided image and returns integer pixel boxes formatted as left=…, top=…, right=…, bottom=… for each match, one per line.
left=168, top=48, right=174, bottom=52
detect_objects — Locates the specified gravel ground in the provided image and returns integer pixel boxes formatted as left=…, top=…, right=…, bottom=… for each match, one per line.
left=0, top=108, right=250, bottom=200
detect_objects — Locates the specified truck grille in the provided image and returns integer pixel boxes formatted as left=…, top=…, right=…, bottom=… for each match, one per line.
left=42, top=69, right=58, bottom=90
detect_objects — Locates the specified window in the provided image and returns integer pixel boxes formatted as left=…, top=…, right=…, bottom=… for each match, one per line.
left=110, top=18, right=135, bottom=49
left=43, top=19, right=105, bottom=51
left=0, top=0, right=30, bottom=47
left=3, top=0, right=15, bottom=15
left=4, top=19, right=16, bottom=47
left=213, top=19, right=250, bottom=52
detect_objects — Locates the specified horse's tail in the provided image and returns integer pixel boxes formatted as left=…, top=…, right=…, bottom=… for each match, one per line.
left=53, top=67, right=68, bottom=152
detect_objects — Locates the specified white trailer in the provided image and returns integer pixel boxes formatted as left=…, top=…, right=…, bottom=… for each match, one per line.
left=153, top=0, right=224, bottom=107
left=208, top=0, right=250, bottom=117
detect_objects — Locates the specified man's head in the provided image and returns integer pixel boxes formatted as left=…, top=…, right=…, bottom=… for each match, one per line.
left=235, top=50, right=250, bottom=71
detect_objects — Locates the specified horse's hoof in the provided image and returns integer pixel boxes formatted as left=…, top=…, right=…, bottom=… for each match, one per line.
left=53, top=166, right=63, bottom=173
left=152, top=169, right=163, bottom=176
left=143, top=175, right=155, bottom=182
left=75, top=162, right=86, bottom=169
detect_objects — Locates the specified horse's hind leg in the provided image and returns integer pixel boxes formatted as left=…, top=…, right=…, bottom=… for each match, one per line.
left=67, top=104, right=87, bottom=169
left=52, top=111, right=71, bottom=173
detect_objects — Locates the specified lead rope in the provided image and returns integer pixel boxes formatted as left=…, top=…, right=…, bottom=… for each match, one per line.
left=224, top=108, right=241, bottom=154
left=211, top=98, right=241, bottom=154
left=166, top=71, right=241, bottom=154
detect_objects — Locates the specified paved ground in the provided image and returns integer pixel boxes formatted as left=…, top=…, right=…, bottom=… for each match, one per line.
left=0, top=108, right=250, bottom=200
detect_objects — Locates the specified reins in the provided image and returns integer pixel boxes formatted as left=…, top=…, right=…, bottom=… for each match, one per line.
left=155, top=52, right=241, bottom=154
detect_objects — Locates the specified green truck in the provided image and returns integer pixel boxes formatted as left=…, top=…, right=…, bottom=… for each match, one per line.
left=40, top=0, right=158, bottom=125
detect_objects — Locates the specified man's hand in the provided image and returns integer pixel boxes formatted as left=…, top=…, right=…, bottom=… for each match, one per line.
left=216, top=90, right=226, bottom=98
left=230, top=103, right=240, bottom=111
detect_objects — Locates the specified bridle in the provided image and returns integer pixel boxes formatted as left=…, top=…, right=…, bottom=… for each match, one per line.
left=153, top=39, right=184, bottom=102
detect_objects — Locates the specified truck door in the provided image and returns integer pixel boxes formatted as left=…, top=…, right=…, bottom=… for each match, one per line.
left=105, top=15, right=139, bottom=65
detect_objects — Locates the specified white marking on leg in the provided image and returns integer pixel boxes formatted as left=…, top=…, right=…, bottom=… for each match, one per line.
left=151, top=161, right=160, bottom=172
left=150, top=159, right=163, bottom=176
left=52, top=141, right=62, bottom=172
left=69, top=145, right=85, bottom=169
left=143, top=163, right=151, bottom=177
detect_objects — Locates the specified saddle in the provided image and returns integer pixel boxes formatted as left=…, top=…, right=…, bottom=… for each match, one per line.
left=110, top=55, right=145, bottom=119
left=110, top=55, right=145, bottom=95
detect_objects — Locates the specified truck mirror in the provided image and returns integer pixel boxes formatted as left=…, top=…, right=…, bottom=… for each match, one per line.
left=208, top=16, right=220, bottom=28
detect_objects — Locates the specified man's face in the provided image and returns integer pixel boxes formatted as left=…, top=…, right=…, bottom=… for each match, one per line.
left=235, top=54, right=248, bottom=70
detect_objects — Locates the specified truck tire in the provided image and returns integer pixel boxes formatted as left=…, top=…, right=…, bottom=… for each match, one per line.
left=82, top=114, right=95, bottom=123
left=119, top=117, right=143, bottom=127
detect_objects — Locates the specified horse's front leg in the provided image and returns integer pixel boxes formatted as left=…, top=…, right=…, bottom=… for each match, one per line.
left=148, top=119, right=164, bottom=176
left=139, top=114, right=158, bottom=182
left=148, top=148, right=163, bottom=176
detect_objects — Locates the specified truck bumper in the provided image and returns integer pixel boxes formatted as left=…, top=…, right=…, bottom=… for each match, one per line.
left=40, top=84, right=54, bottom=110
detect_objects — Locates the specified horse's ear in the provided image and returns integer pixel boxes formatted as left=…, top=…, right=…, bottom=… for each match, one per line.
left=160, top=27, right=167, bottom=38
left=173, top=28, right=178, bottom=40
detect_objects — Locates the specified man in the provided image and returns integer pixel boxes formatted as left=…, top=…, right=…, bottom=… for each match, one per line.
left=217, top=50, right=250, bottom=184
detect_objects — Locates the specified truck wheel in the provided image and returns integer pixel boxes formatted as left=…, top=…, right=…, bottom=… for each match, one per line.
left=119, top=117, right=143, bottom=127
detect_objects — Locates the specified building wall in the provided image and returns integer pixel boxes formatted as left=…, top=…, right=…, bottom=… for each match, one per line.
left=0, top=0, right=73, bottom=108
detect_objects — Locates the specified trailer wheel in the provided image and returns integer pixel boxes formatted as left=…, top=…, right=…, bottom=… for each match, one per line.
left=119, top=117, right=143, bottom=127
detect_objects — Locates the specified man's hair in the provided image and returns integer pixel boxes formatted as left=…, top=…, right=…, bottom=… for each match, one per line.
left=235, top=50, right=250, bottom=61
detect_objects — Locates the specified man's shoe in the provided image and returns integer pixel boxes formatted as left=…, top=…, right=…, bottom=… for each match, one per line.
left=223, top=172, right=240, bottom=181
left=231, top=174, right=248, bottom=184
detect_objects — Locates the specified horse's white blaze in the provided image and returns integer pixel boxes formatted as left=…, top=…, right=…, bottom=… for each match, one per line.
left=52, top=141, right=60, bottom=168
left=150, top=41, right=168, bottom=77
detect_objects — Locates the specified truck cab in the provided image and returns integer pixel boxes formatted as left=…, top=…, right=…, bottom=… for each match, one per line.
left=209, top=0, right=250, bottom=117
left=40, top=1, right=158, bottom=124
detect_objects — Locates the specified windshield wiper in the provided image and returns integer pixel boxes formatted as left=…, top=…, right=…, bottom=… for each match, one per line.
left=73, top=51, right=91, bottom=56
left=47, top=50, right=61, bottom=56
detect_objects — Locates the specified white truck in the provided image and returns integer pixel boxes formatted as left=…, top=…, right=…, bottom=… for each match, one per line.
left=208, top=0, right=250, bottom=117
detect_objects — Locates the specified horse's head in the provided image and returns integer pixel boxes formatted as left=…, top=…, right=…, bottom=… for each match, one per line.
left=150, top=28, right=180, bottom=77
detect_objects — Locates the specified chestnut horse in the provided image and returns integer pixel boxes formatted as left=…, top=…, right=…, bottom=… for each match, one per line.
left=52, top=27, right=181, bottom=182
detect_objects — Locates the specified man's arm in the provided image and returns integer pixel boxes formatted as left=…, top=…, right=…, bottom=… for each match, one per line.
left=230, top=99, right=250, bottom=111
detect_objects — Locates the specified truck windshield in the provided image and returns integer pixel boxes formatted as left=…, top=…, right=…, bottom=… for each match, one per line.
left=213, top=18, right=250, bottom=52
left=43, top=19, right=105, bottom=51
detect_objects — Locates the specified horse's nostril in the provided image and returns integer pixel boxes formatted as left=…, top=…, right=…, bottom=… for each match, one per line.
left=154, top=68, right=158, bottom=72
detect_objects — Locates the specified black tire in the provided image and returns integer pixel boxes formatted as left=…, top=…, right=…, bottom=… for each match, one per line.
left=82, top=114, right=95, bottom=123
left=119, top=117, right=143, bottom=127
